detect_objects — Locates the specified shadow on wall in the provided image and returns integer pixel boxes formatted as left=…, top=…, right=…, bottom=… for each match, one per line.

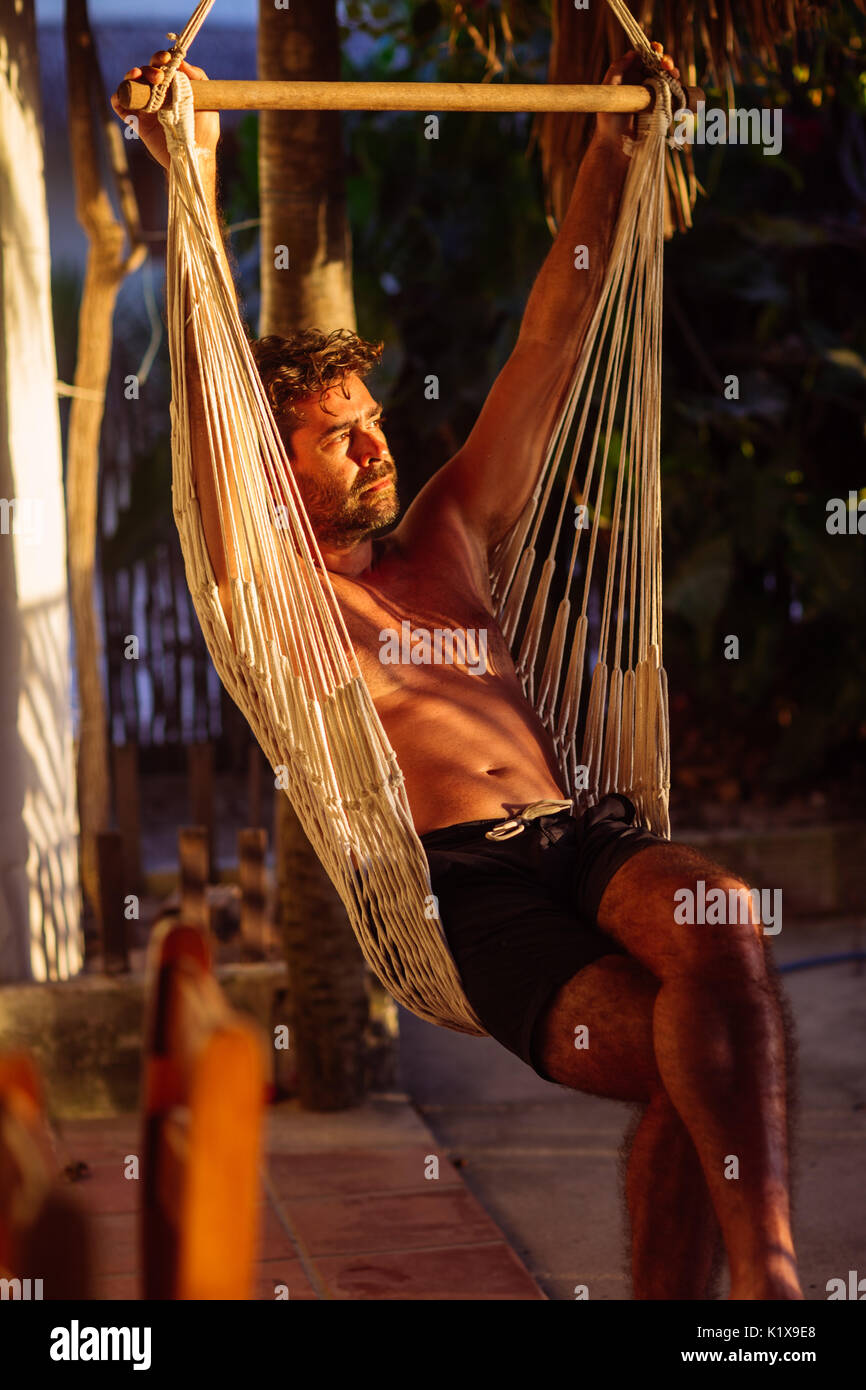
left=0, top=0, right=80, bottom=984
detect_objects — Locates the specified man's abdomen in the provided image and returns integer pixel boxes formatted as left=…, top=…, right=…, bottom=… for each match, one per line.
left=375, top=671, right=568, bottom=835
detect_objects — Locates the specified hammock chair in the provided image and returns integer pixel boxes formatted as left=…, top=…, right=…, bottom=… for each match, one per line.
left=154, top=0, right=681, bottom=1038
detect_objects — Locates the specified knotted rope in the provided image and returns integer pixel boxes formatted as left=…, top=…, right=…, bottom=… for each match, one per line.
left=602, top=0, right=687, bottom=113
left=143, top=0, right=218, bottom=113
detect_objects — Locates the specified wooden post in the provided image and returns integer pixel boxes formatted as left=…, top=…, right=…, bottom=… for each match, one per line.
left=112, top=741, right=142, bottom=895
left=115, top=77, right=657, bottom=114
left=187, top=742, right=215, bottom=882
left=178, top=828, right=210, bottom=932
left=95, top=830, right=129, bottom=973
left=238, top=828, right=268, bottom=958
left=141, top=922, right=266, bottom=1299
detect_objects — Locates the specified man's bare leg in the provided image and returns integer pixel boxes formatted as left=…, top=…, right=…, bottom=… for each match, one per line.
left=622, top=1091, right=721, bottom=1299
left=595, top=843, right=801, bottom=1300
left=535, top=955, right=720, bottom=1298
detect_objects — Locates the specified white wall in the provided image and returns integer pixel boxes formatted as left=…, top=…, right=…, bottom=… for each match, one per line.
left=0, top=1, right=80, bottom=981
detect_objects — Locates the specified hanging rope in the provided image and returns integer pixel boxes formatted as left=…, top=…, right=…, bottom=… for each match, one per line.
left=143, top=0, right=218, bottom=113
left=602, top=0, right=687, bottom=112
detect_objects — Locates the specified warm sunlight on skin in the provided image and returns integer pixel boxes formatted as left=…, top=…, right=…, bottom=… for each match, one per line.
left=280, top=374, right=399, bottom=556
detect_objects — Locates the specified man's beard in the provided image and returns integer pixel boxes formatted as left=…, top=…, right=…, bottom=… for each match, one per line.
left=295, top=464, right=400, bottom=547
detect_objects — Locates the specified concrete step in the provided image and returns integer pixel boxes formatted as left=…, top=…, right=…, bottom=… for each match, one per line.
left=677, top=821, right=866, bottom=918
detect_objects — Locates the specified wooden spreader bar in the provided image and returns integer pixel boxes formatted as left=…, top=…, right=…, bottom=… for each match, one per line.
left=116, top=77, right=655, bottom=114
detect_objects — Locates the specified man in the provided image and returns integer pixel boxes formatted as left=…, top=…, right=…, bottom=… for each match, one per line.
left=114, top=45, right=802, bottom=1301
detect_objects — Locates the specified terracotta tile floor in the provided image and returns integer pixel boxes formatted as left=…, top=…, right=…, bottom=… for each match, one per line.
left=52, top=1105, right=546, bottom=1301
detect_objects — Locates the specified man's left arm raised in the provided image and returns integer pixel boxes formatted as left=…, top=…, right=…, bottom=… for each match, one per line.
left=419, top=47, right=679, bottom=554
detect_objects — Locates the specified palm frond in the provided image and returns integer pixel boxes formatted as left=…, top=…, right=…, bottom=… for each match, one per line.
left=533, top=0, right=864, bottom=237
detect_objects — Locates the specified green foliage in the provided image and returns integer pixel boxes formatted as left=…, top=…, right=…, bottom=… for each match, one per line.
left=334, top=1, right=552, bottom=497
left=656, top=13, right=866, bottom=802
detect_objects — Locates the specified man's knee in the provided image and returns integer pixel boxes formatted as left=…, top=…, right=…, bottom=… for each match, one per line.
left=674, top=872, right=769, bottom=982
left=533, top=955, right=663, bottom=1102
left=598, top=843, right=769, bottom=981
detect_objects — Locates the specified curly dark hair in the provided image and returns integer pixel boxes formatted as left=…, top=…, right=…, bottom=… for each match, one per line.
left=250, top=328, right=384, bottom=442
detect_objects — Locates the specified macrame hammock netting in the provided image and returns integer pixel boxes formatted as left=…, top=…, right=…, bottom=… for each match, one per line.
left=159, top=16, right=676, bottom=1039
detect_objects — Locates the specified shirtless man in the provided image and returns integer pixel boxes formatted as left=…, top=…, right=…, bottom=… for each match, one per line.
left=114, top=47, right=801, bottom=1301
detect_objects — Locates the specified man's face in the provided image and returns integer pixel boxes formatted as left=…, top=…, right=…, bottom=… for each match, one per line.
left=281, top=373, right=399, bottom=547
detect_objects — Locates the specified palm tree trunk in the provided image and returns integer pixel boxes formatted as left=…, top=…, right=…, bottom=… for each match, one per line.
left=258, top=0, right=369, bottom=1111
left=258, top=0, right=355, bottom=335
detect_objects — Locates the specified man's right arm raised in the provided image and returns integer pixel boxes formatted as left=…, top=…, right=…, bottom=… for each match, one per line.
left=113, top=57, right=240, bottom=643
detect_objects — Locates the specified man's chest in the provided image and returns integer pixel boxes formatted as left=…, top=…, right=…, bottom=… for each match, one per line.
left=328, top=529, right=511, bottom=696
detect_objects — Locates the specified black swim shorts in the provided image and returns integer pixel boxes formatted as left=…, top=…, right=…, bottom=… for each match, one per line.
left=419, top=794, right=664, bottom=1082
